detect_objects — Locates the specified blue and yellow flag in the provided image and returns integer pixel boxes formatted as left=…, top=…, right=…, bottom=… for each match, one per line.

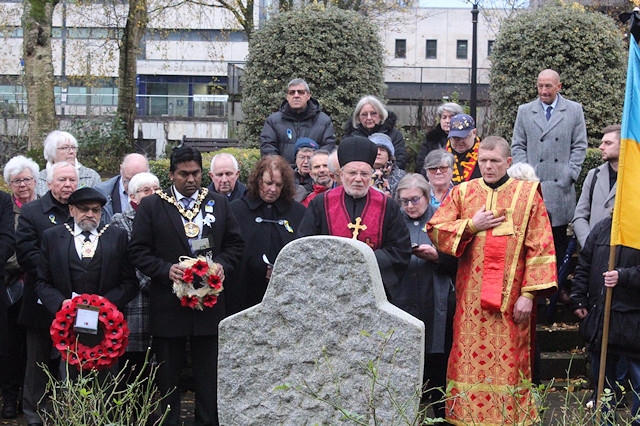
left=611, top=32, right=640, bottom=249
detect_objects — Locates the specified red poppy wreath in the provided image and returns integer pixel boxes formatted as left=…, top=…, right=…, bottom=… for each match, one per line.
left=50, top=294, right=129, bottom=371
left=173, top=256, right=224, bottom=310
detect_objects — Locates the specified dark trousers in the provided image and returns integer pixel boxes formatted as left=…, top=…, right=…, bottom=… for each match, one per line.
left=23, top=327, right=57, bottom=425
left=0, top=299, right=26, bottom=403
left=423, top=353, right=448, bottom=418
left=153, top=335, right=219, bottom=426
left=552, top=224, right=569, bottom=268
left=590, top=351, right=640, bottom=426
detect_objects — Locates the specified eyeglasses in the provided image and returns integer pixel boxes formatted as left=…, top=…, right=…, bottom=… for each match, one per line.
left=74, top=205, right=102, bottom=214
left=10, top=177, right=35, bottom=186
left=57, top=145, right=78, bottom=152
left=136, top=186, right=159, bottom=195
left=399, top=196, right=423, bottom=206
left=342, top=170, right=372, bottom=179
left=296, top=155, right=312, bottom=162
left=359, top=112, right=379, bottom=118
left=427, top=166, right=451, bottom=174
left=287, top=89, right=307, bottom=96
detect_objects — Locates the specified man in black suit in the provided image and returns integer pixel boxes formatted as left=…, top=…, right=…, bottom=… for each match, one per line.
left=16, top=161, right=78, bottom=426
left=36, top=187, right=137, bottom=327
left=129, top=147, right=244, bottom=426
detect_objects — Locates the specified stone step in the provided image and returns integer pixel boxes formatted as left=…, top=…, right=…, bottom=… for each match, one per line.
left=536, top=323, right=584, bottom=352
left=538, top=350, right=588, bottom=381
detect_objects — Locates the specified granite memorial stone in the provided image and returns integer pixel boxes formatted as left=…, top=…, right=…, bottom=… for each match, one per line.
left=218, top=236, right=425, bottom=424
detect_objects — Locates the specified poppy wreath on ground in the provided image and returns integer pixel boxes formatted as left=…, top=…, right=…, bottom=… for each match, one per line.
left=50, top=294, right=129, bottom=371
left=173, top=256, right=224, bottom=310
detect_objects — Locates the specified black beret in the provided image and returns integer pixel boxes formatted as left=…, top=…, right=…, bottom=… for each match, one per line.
left=338, top=136, right=378, bottom=168
left=68, top=187, right=107, bottom=206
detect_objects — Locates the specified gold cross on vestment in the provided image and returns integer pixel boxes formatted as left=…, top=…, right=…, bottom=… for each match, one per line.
left=347, top=217, right=367, bottom=239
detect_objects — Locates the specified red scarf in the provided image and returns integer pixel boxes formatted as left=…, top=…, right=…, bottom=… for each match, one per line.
left=446, top=136, right=480, bottom=184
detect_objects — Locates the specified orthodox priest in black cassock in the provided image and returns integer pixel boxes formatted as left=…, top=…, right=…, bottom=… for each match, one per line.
left=298, top=136, right=411, bottom=296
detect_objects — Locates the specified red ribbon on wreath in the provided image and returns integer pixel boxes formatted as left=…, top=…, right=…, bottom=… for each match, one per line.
left=50, top=294, right=129, bottom=371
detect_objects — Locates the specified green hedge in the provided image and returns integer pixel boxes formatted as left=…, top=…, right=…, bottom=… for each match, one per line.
left=149, top=148, right=261, bottom=189
left=575, top=148, right=603, bottom=199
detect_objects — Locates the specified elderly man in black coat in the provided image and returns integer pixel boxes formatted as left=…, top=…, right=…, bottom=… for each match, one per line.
left=16, top=161, right=78, bottom=426
left=36, top=187, right=138, bottom=316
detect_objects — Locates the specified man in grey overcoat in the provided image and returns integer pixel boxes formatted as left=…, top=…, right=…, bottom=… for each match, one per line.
left=571, top=124, right=620, bottom=248
left=511, top=68, right=587, bottom=263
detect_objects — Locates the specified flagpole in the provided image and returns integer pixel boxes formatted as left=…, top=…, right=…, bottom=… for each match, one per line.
left=596, top=246, right=616, bottom=420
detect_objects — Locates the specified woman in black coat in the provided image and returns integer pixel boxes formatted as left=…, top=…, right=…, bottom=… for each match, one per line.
left=227, top=155, right=306, bottom=314
left=343, top=95, right=407, bottom=170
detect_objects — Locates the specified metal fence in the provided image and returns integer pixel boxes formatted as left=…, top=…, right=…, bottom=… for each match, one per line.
left=0, top=92, right=230, bottom=118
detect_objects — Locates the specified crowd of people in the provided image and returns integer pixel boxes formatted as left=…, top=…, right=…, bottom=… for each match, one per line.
left=0, top=70, right=637, bottom=426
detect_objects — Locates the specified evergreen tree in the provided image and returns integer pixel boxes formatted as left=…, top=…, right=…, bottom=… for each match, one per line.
left=239, top=4, right=386, bottom=146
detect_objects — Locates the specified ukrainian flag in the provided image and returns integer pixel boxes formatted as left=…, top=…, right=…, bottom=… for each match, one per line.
left=611, top=33, right=640, bottom=250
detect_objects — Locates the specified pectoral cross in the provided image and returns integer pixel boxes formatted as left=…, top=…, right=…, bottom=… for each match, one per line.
left=347, top=217, right=367, bottom=240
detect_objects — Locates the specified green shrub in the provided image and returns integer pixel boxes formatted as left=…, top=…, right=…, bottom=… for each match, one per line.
left=239, top=4, right=386, bottom=145
left=67, top=117, right=130, bottom=175
left=149, top=148, right=261, bottom=189
left=575, top=147, right=603, bottom=199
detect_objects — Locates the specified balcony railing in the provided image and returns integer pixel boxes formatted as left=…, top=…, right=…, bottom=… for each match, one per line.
left=0, top=92, right=230, bottom=118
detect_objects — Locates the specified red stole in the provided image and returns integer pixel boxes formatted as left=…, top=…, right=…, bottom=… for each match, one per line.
left=480, top=229, right=508, bottom=311
left=324, top=187, right=386, bottom=250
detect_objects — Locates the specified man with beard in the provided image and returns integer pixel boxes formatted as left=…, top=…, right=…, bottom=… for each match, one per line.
left=36, top=188, right=138, bottom=371
left=16, top=161, right=78, bottom=426
left=298, top=136, right=411, bottom=294
left=572, top=124, right=621, bottom=248
left=260, top=78, right=336, bottom=164
left=302, top=149, right=333, bottom=207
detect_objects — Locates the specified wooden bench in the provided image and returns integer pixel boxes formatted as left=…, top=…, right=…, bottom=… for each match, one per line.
left=179, top=135, right=241, bottom=152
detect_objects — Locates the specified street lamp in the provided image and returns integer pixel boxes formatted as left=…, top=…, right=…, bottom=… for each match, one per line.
left=470, top=1, right=479, bottom=119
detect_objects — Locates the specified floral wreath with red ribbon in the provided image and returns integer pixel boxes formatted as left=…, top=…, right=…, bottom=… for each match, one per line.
left=173, top=256, right=224, bottom=310
left=50, top=294, right=129, bottom=371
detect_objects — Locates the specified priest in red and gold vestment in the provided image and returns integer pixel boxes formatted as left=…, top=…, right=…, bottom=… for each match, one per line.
left=427, top=136, right=557, bottom=426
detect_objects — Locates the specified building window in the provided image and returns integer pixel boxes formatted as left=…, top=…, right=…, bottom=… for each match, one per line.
left=487, top=40, right=495, bottom=56
left=395, top=39, right=406, bottom=59
left=456, top=40, right=468, bottom=59
left=425, top=39, right=437, bottom=59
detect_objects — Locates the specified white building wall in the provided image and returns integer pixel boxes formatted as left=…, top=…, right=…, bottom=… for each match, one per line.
left=380, top=7, right=506, bottom=85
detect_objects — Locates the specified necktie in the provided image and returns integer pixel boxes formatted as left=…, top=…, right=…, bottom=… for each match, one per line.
left=181, top=198, right=193, bottom=209
left=545, top=106, right=552, bottom=121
